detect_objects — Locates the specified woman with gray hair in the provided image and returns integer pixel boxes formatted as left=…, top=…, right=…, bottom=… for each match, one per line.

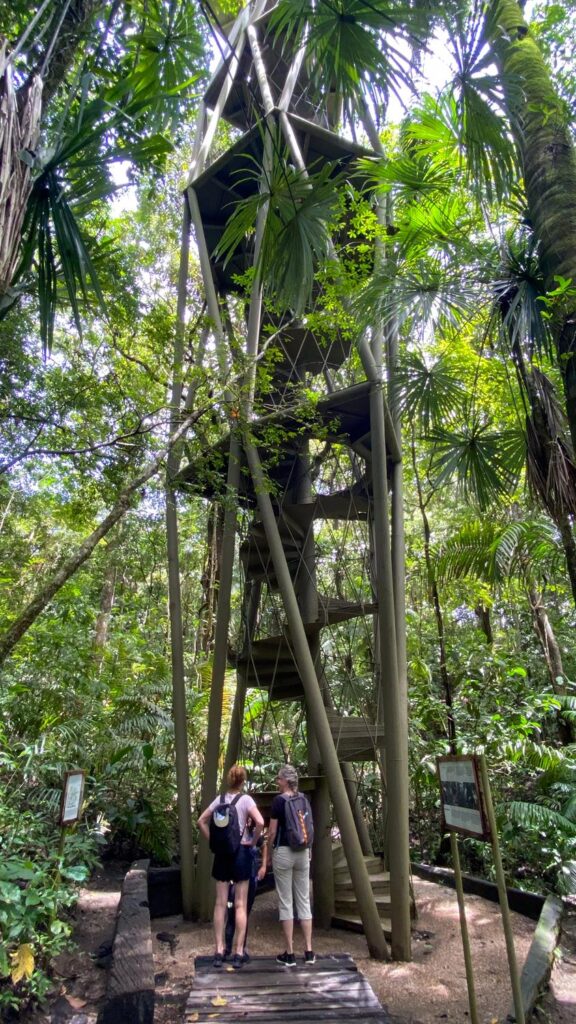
left=266, top=764, right=315, bottom=966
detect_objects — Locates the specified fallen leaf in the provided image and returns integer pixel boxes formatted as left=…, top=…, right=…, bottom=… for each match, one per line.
left=186, top=1014, right=199, bottom=1022
left=10, top=944, right=34, bottom=984
left=66, top=995, right=87, bottom=1009
left=226, top=966, right=234, bottom=972
left=211, top=994, right=228, bottom=1006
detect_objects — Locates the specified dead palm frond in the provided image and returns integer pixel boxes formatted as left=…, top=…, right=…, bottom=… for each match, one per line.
left=0, top=41, right=42, bottom=303
left=525, top=368, right=576, bottom=519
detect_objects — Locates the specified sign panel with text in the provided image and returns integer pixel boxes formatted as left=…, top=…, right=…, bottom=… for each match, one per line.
left=59, top=770, right=85, bottom=826
left=437, top=755, right=489, bottom=840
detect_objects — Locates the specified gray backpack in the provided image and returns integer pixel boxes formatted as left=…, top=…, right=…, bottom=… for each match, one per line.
left=283, top=792, right=314, bottom=850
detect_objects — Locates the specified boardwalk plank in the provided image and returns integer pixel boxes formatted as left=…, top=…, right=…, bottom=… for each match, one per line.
left=186, top=956, right=392, bottom=1023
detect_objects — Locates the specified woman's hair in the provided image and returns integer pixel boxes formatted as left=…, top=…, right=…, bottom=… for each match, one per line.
left=227, top=764, right=247, bottom=790
left=277, top=764, right=298, bottom=791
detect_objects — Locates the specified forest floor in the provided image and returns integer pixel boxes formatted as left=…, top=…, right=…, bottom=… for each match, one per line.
left=19, top=862, right=575, bottom=1024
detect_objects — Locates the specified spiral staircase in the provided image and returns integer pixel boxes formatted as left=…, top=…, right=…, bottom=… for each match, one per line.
left=177, top=0, right=411, bottom=960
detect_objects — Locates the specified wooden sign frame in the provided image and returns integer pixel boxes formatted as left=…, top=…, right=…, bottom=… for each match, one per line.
left=59, top=770, right=85, bottom=826
left=437, top=755, right=490, bottom=840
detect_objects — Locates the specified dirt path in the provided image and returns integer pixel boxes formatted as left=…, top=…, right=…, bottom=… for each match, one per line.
left=21, top=866, right=576, bottom=1024
left=152, top=881, right=535, bottom=1024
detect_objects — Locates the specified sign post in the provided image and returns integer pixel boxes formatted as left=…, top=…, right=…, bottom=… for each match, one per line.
left=478, top=755, right=525, bottom=1024
left=59, top=770, right=85, bottom=827
left=437, top=756, right=487, bottom=1024
left=437, top=755, right=525, bottom=1024
left=57, top=770, right=85, bottom=864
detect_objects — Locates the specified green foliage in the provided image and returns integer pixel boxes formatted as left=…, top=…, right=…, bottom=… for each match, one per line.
left=270, top=0, right=429, bottom=114
left=0, top=736, right=100, bottom=1015
left=216, top=143, right=346, bottom=314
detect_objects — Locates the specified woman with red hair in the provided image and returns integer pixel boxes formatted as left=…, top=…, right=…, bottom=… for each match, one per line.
left=198, top=764, right=263, bottom=969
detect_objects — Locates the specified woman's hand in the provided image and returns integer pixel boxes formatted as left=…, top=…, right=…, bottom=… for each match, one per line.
left=257, top=866, right=266, bottom=881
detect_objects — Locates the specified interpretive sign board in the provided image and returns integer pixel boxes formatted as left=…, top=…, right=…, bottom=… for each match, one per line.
left=59, top=770, right=85, bottom=825
left=437, top=755, right=489, bottom=840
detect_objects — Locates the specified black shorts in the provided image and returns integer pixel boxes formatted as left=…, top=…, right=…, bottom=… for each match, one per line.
left=212, top=844, right=254, bottom=883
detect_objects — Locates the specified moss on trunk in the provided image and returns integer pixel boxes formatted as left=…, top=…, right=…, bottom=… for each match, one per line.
left=488, top=0, right=576, bottom=451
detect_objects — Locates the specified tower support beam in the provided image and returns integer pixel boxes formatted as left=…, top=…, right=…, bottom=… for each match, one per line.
left=244, top=439, right=389, bottom=960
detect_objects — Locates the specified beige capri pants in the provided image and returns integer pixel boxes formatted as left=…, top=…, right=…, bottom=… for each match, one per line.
left=272, top=846, right=312, bottom=921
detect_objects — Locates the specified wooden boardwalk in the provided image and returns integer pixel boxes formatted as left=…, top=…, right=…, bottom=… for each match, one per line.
left=185, top=954, right=393, bottom=1023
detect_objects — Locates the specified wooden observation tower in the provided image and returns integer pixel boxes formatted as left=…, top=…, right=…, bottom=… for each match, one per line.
left=176, top=1, right=411, bottom=961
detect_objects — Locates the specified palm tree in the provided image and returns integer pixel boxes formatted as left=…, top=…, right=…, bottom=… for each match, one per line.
left=436, top=516, right=575, bottom=743
left=0, top=0, right=203, bottom=350
left=484, top=0, right=576, bottom=452
left=494, top=228, right=576, bottom=609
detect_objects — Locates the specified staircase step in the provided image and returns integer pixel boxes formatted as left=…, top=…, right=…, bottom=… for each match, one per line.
left=332, top=847, right=384, bottom=876
left=332, top=913, right=392, bottom=940
left=334, top=872, right=391, bottom=895
left=334, top=857, right=384, bottom=877
left=324, top=713, right=385, bottom=762
left=335, top=895, right=392, bottom=918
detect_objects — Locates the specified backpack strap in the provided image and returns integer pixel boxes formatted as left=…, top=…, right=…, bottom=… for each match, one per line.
left=230, top=793, right=242, bottom=807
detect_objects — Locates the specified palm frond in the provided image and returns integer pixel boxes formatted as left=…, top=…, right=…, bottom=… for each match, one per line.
left=507, top=799, right=576, bottom=834
left=428, top=420, right=523, bottom=509
left=216, top=148, right=345, bottom=313
left=493, top=231, right=553, bottom=362
left=270, top=0, right=429, bottom=114
left=395, top=350, right=466, bottom=432
left=441, top=1, right=517, bottom=202
left=359, top=258, right=480, bottom=333
left=434, top=520, right=501, bottom=585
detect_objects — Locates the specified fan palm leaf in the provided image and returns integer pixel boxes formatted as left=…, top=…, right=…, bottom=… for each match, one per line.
left=395, top=350, right=466, bottom=432
left=215, top=147, right=345, bottom=313
left=440, top=0, right=517, bottom=202
left=428, top=419, right=524, bottom=509
left=270, top=0, right=429, bottom=114
left=359, top=257, right=481, bottom=333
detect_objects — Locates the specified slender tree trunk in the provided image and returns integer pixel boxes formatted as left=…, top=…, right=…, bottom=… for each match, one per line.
left=410, top=432, right=456, bottom=751
left=92, top=532, right=120, bottom=671
left=474, top=604, right=493, bottom=644
left=0, top=406, right=205, bottom=667
left=527, top=584, right=574, bottom=743
left=195, top=503, right=224, bottom=655
left=488, top=0, right=576, bottom=451
left=556, top=510, right=576, bottom=610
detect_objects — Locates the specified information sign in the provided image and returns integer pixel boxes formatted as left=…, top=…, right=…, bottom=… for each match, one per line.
left=59, top=770, right=85, bottom=826
left=437, top=755, right=489, bottom=839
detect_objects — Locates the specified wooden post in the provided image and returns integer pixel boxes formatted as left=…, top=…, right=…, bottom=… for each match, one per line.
left=358, top=335, right=411, bottom=961
left=187, top=8, right=250, bottom=182
left=224, top=581, right=261, bottom=777
left=244, top=439, right=389, bottom=960
left=310, top=775, right=334, bottom=929
left=195, top=433, right=241, bottom=920
left=479, top=756, right=525, bottom=1024
left=165, top=198, right=195, bottom=919
left=450, top=832, right=480, bottom=1024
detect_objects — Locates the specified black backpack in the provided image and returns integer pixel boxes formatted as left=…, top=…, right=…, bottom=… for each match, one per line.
left=283, top=792, right=314, bottom=850
left=209, top=793, right=242, bottom=856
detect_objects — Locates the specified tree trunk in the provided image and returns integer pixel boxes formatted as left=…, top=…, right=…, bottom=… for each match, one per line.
left=410, top=432, right=457, bottom=751
left=1, top=2, right=104, bottom=300
left=488, top=0, right=576, bottom=451
left=0, top=45, right=42, bottom=296
left=92, top=532, right=121, bottom=671
left=474, top=604, right=493, bottom=644
left=556, top=510, right=576, bottom=610
left=0, top=406, right=205, bottom=667
left=527, top=584, right=574, bottom=743
left=195, top=503, right=224, bottom=655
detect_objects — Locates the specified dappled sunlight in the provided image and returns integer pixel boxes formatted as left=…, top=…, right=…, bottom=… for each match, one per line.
left=77, top=891, right=121, bottom=912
